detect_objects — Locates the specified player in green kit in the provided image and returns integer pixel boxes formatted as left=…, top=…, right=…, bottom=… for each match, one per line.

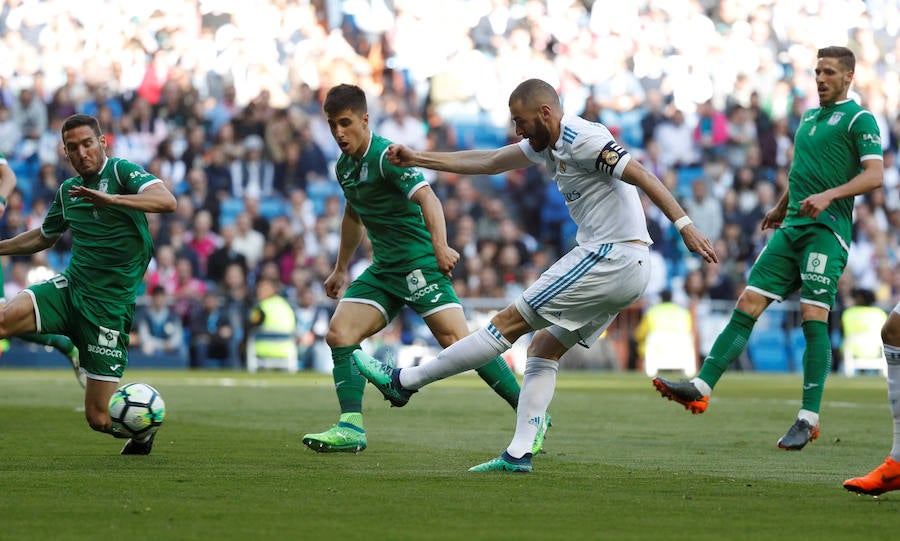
left=0, top=151, right=83, bottom=388
left=654, top=46, right=884, bottom=450
left=0, top=114, right=176, bottom=454
left=301, top=84, right=541, bottom=453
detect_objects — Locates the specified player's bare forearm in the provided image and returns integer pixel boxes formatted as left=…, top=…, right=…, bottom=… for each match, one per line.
left=622, top=160, right=717, bottom=263
left=334, top=208, right=364, bottom=273
left=0, top=228, right=56, bottom=256
left=799, top=160, right=883, bottom=220
left=69, top=183, right=177, bottom=213
left=413, top=186, right=459, bottom=274
left=386, top=143, right=530, bottom=175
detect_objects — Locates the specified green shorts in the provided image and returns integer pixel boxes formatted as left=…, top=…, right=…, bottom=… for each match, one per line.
left=29, top=275, right=134, bottom=380
left=342, top=264, right=461, bottom=323
left=746, top=224, right=848, bottom=309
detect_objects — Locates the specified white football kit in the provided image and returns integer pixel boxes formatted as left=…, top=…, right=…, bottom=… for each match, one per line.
left=514, top=114, right=651, bottom=347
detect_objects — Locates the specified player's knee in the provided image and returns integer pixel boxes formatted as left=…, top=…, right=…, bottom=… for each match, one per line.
left=85, top=410, right=111, bottom=433
left=882, top=319, right=900, bottom=347
left=325, top=325, right=356, bottom=348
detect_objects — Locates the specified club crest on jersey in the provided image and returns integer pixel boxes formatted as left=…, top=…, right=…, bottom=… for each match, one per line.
left=827, top=112, right=845, bottom=125
left=98, top=178, right=109, bottom=192
left=359, top=163, right=369, bottom=182
left=601, top=148, right=620, bottom=166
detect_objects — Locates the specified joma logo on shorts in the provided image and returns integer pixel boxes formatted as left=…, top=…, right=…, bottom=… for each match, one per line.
left=87, top=344, right=124, bottom=359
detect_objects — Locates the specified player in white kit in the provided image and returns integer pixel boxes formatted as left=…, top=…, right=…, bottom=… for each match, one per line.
left=353, top=78, right=718, bottom=472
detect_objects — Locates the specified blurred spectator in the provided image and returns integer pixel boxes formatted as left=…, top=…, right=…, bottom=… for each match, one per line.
left=0, top=105, right=21, bottom=156
left=291, top=283, right=332, bottom=371
left=207, top=223, right=248, bottom=285
left=185, top=209, right=221, bottom=279
left=654, top=109, right=699, bottom=171
left=202, top=143, right=234, bottom=199
left=10, top=87, right=47, bottom=142
left=187, top=291, right=240, bottom=369
left=231, top=134, right=275, bottom=199
left=681, top=178, right=724, bottom=243
left=134, top=286, right=188, bottom=364
left=231, top=211, right=266, bottom=271
left=172, top=255, right=207, bottom=321
left=146, top=244, right=178, bottom=295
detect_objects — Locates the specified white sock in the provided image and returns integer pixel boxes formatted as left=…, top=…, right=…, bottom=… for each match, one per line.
left=400, top=325, right=511, bottom=390
left=884, top=345, right=900, bottom=461
left=690, top=377, right=712, bottom=397
left=506, top=357, right=559, bottom=459
left=798, top=409, right=819, bottom=427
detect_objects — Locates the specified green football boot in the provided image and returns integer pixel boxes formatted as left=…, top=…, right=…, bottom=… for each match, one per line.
left=351, top=349, right=415, bottom=407
left=302, top=422, right=367, bottom=453
left=531, top=413, right=552, bottom=455
left=469, top=451, right=533, bottom=473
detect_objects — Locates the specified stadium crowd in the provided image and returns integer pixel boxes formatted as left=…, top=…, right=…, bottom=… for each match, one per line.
left=0, top=0, right=899, bottom=369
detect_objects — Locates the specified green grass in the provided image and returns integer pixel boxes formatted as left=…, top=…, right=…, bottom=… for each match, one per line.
left=0, top=369, right=897, bottom=541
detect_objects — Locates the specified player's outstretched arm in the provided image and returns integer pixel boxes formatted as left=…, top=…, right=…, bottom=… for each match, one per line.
left=386, top=143, right=531, bottom=176
left=621, top=159, right=718, bottom=264
left=68, top=182, right=176, bottom=213
left=0, top=228, right=57, bottom=256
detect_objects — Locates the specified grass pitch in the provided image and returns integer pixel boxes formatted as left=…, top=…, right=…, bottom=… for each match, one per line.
left=0, top=368, right=896, bottom=541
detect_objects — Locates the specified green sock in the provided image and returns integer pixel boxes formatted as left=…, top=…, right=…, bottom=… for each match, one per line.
left=475, top=356, right=520, bottom=409
left=19, top=333, right=75, bottom=355
left=332, top=344, right=366, bottom=414
left=800, top=319, right=831, bottom=413
left=697, top=309, right=757, bottom=389
left=339, top=412, right=363, bottom=430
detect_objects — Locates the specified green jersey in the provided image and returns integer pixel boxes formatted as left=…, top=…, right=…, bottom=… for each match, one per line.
left=42, top=157, right=159, bottom=306
left=785, top=99, right=883, bottom=245
left=334, top=133, right=437, bottom=271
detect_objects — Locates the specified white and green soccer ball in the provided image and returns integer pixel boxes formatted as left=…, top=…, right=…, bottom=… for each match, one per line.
left=108, top=382, right=166, bottom=439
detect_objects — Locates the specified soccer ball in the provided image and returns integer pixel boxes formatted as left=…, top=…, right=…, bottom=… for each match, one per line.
left=108, top=382, right=166, bottom=439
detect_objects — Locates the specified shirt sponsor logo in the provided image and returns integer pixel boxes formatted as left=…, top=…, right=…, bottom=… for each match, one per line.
left=406, top=269, right=427, bottom=293
left=805, top=252, right=827, bottom=274
left=87, top=344, right=124, bottom=359
left=405, top=283, right=440, bottom=302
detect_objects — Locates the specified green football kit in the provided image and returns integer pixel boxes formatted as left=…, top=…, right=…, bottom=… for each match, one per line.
left=32, top=157, right=161, bottom=380
left=699, top=98, right=883, bottom=415
left=322, top=132, right=519, bottom=432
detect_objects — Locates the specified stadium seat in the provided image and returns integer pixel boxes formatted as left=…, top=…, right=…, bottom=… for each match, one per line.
left=245, top=331, right=298, bottom=373
left=842, top=329, right=887, bottom=377
left=643, top=330, right=697, bottom=377
left=787, top=326, right=805, bottom=373
left=747, top=327, right=789, bottom=372
left=218, top=197, right=244, bottom=227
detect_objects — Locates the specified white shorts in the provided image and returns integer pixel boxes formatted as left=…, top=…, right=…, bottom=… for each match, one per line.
left=514, top=242, right=650, bottom=348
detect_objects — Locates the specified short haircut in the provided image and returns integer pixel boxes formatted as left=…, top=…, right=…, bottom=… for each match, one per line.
left=61, top=114, right=102, bottom=138
left=509, top=78, right=560, bottom=109
left=817, top=46, right=855, bottom=72
left=323, top=84, right=367, bottom=117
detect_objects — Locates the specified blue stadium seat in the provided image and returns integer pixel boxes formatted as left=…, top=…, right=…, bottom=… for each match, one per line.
left=747, top=327, right=789, bottom=372
left=218, top=197, right=244, bottom=227
left=787, top=326, right=806, bottom=372
left=675, top=166, right=704, bottom=198
left=259, top=196, right=285, bottom=219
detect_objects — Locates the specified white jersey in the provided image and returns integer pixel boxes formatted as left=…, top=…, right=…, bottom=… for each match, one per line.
left=517, top=114, right=652, bottom=249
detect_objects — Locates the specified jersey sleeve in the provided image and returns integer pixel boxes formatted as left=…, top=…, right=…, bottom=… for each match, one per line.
left=40, top=185, right=68, bottom=238
left=114, top=159, right=163, bottom=194
left=571, top=128, right=631, bottom=178
left=380, top=152, right=428, bottom=199
left=850, top=111, right=883, bottom=162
